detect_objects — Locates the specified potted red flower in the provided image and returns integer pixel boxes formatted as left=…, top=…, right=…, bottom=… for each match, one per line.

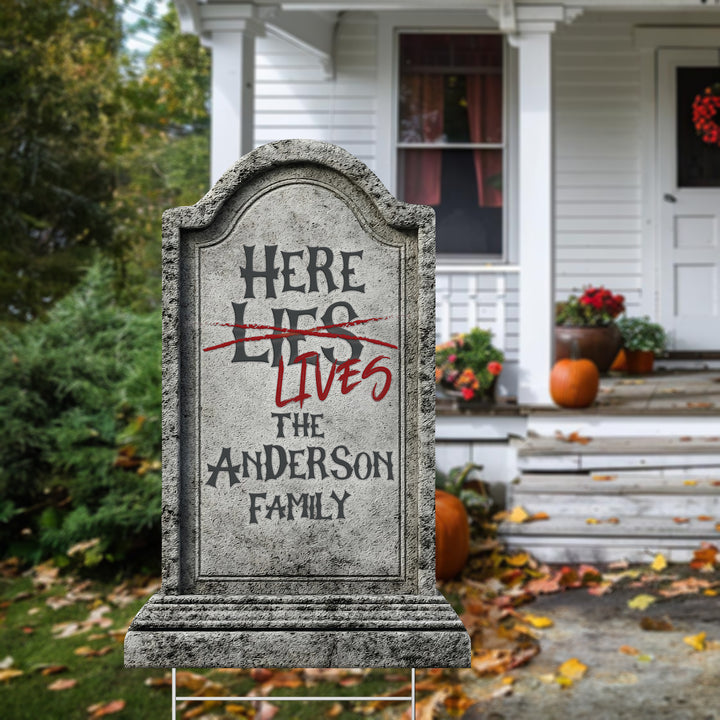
left=555, top=286, right=625, bottom=372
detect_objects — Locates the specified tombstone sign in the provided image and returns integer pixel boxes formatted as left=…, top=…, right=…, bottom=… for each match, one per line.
left=124, top=140, right=471, bottom=668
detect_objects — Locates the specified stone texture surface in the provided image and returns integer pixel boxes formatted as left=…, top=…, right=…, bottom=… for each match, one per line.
left=125, top=140, right=470, bottom=668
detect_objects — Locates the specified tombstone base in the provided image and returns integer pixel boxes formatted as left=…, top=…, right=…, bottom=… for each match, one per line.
left=124, top=593, right=470, bottom=668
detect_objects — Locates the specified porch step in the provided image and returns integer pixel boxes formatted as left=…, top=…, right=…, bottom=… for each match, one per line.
left=499, top=471, right=720, bottom=563
left=516, top=435, right=720, bottom=472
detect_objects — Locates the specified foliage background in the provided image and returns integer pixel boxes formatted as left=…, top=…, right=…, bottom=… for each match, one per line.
left=0, top=0, right=209, bottom=574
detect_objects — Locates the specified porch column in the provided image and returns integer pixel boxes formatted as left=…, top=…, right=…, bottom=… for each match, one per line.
left=203, top=5, right=265, bottom=184
left=516, top=27, right=554, bottom=405
left=512, top=6, right=581, bottom=405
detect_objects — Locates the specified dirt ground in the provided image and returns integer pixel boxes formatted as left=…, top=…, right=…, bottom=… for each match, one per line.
left=462, top=582, right=720, bottom=720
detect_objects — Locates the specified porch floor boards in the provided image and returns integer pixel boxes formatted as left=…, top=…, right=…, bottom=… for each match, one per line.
left=437, top=369, right=720, bottom=417
left=533, top=369, right=720, bottom=416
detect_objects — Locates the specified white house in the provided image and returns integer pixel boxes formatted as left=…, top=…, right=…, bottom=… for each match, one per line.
left=174, top=0, right=720, bottom=561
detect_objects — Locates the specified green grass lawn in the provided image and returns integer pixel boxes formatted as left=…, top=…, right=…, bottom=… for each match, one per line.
left=0, top=571, right=414, bottom=720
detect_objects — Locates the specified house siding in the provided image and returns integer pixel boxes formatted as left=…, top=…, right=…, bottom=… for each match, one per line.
left=255, top=12, right=378, bottom=169
left=253, top=9, right=718, bottom=397
left=553, top=14, right=644, bottom=316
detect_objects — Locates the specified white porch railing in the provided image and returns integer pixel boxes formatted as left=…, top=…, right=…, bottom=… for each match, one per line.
left=435, top=265, right=520, bottom=357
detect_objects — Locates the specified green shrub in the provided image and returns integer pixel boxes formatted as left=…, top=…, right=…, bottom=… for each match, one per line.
left=0, top=261, right=161, bottom=570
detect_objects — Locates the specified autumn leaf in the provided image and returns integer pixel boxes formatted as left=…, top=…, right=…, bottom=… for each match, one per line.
left=660, top=577, right=714, bottom=597
left=592, top=474, right=617, bottom=481
left=628, top=594, right=656, bottom=610
left=40, top=665, right=68, bottom=676
left=74, top=646, right=113, bottom=658
left=697, top=516, right=714, bottom=522
left=640, top=617, right=674, bottom=632
left=529, top=511, right=550, bottom=522
left=507, top=506, right=530, bottom=524
left=683, top=480, right=699, bottom=486
left=49, top=678, right=78, bottom=691
left=684, top=632, right=707, bottom=651
left=691, top=544, right=718, bottom=569
left=0, top=668, right=24, bottom=682
left=471, top=648, right=513, bottom=676
left=673, top=517, right=690, bottom=524
left=586, top=518, right=600, bottom=525
left=558, top=658, right=587, bottom=681
left=506, top=552, right=530, bottom=567
left=619, top=645, right=640, bottom=656
left=650, top=554, right=667, bottom=572
left=522, top=613, right=554, bottom=629
left=87, top=700, right=126, bottom=718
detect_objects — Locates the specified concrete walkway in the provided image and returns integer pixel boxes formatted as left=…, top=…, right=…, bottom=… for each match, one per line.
left=462, top=577, right=720, bottom=720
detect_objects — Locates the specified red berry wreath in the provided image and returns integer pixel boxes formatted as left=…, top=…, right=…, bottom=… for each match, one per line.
left=693, top=85, right=720, bottom=147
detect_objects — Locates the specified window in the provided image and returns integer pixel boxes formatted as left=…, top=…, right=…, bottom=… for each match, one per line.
left=397, top=33, right=504, bottom=256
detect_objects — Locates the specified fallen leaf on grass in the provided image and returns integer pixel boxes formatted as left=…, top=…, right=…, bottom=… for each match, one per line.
left=40, top=665, right=68, bottom=676
left=224, top=703, right=255, bottom=718
left=628, top=594, right=656, bottom=610
left=651, top=554, right=667, bottom=572
left=74, top=646, right=113, bottom=658
left=684, top=632, right=707, bottom=651
left=0, top=668, right=24, bottom=682
left=640, top=617, right=674, bottom=632
left=87, top=700, right=125, bottom=718
left=48, top=678, right=77, bottom=691
left=326, top=703, right=343, bottom=718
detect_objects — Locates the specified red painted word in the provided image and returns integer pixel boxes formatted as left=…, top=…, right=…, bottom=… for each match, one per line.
left=275, top=352, right=392, bottom=408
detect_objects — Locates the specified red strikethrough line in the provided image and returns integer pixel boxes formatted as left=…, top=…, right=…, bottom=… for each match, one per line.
left=202, top=316, right=398, bottom=353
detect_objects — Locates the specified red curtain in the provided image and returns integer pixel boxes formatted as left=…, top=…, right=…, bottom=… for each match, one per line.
left=466, top=73, right=503, bottom=208
left=400, top=74, right=444, bottom=206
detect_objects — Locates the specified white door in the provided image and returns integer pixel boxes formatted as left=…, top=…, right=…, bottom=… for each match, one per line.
left=658, top=49, right=720, bottom=351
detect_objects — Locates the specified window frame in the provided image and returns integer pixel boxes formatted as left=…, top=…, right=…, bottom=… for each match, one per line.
left=376, top=17, right=515, bottom=265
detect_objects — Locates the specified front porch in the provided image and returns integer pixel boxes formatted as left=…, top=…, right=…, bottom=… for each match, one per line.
left=437, top=369, right=720, bottom=563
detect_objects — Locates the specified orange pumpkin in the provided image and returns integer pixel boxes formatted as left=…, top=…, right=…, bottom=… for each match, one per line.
left=435, top=489, right=470, bottom=580
left=610, top=348, right=627, bottom=372
left=549, top=357, right=599, bottom=408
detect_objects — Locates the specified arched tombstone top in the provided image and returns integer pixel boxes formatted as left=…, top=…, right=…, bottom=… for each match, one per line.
left=126, top=140, right=470, bottom=669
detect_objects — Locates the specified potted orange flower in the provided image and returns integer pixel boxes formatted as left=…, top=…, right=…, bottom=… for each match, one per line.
left=436, top=328, right=504, bottom=406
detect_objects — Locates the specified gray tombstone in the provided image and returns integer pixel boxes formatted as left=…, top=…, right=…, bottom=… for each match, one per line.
left=124, top=140, right=470, bottom=668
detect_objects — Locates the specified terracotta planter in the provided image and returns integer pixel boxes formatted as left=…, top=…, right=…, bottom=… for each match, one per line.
left=554, top=324, right=623, bottom=374
left=625, top=349, right=655, bottom=374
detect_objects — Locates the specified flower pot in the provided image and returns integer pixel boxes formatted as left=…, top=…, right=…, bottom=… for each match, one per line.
left=445, top=377, right=498, bottom=410
left=554, top=324, right=622, bottom=374
left=625, top=349, right=654, bottom=374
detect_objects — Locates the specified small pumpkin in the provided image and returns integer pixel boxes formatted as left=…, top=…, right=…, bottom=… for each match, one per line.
left=435, top=489, right=470, bottom=580
left=610, top=348, right=627, bottom=372
left=549, top=357, right=599, bottom=408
